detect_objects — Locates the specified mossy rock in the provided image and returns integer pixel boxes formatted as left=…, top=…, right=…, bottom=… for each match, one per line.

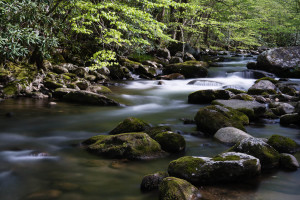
left=225, top=88, right=246, bottom=94
left=279, top=153, right=299, bottom=171
left=232, top=93, right=255, bottom=101
left=188, top=89, right=232, bottom=104
left=267, top=135, right=298, bottom=154
left=194, top=105, right=249, bottom=136
left=145, top=126, right=172, bottom=138
left=109, top=117, right=151, bottom=135
left=164, top=61, right=208, bottom=78
left=88, top=85, right=112, bottom=94
left=3, top=82, right=18, bottom=97
left=280, top=113, right=300, bottom=126
left=247, top=80, right=277, bottom=95
left=159, top=177, right=202, bottom=200
left=229, top=137, right=280, bottom=169
left=44, top=80, right=64, bottom=90
left=168, top=152, right=261, bottom=184
left=140, top=171, right=169, bottom=192
left=52, top=88, right=77, bottom=99
left=255, top=77, right=278, bottom=84
left=84, top=132, right=163, bottom=160
left=154, top=131, right=186, bottom=153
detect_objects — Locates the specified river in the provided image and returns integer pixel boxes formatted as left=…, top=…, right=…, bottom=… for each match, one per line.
left=0, top=55, right=299, bottom=200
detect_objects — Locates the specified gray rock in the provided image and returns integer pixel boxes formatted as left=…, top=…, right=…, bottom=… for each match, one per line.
left=157, top=48, right=171, bottom=60
left=214, top=127, right=253, bottom=145
left=280, top=113, right=300, bottom=126
left=279, top=153, right=299, bottom=171
left=159, top=177, right=202, bottom=200
left=188, top=90, right=233, bottom=104
left=169, top=56, right=183, bottom=64
left=229, top=137, right=280, bottom=169
left=183, top=52, right=196, bottom=61
left=96, top=66, right=110, bottom=76
left=53, top=88, right=77, bottom=99
left=168, top=152, right=261, bottom=184
left=248, top=80, right=277, bottom=95
left=76, top=80, right=90, bottom=90
left=61, top=63, right=78, bottom=71
left=163, top=61, right=208, bottom=78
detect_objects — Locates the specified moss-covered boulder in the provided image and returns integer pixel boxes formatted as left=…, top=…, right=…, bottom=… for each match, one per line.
left=52, top=65, right=69, bottom=74
left=214, top=127, right=253, bottom=145
left=267, top=135, right=298, bottom=154
left=63, top=90, right=119, bottom=106
left=75, top=80, right=90, bottom=90
left=109, top=117, right=151, bottom=135
left=145, top=126, right=172, bottom=138
left=88, top=85, right=112, bottom=94
left=188, top=89, right=232, bottom=104
left=2, top=82, right=19, bottom=98
left=83, top=132, right=163, bottom=160
left=194, top=105, right=249, bottom=136
left=229, top=137, right=280, bottom=169
left=44, top=80, right=64, bottom=90
left=108, top=65, right=132, bottom=80
left=212, top=99, right=267, bottom=120
left=247, top=80, right=277, bottom=95
left=168, top=152, right=261, bottom=184
left=159, top=177, right=202, bottom=200
left=254, top=77, right=278, bottom=84
left=52, top=88, right=77, bottom=99
left=231, top=93, right=255, bottom=101
left=163, top=61, right=208, bottom=78
left=280, top=113, right=300, bottom=126
left=140, top=171, right=169, bottom=192
left=154, top=131, right=186, bottom=153
left=279, top=153, right=299, bottom=171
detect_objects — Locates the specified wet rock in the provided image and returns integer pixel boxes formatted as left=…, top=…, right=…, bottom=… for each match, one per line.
left=76, top=80, right=90, bottom=90
left=52, top=88, right=77, bottom=99
left=183, top=52, right=196, bottom=61
left=88, top=85, right=112, bottom=94
left=164, top=61, right=208, bottom=78
left=96, top=66, right=110, bottom=76
left=156, top=48, right=171, bottom=60
left=229, top=137, right=280, bottom=169
left=145, top=126, right=172, bottom=138
left=256, top=46, right=300, bottom=77
left=169, top=56, right=183, bottom=64
left=140, top=171, right=169, bottom=192
left=154, top=131, right=186, bottom=153
left=108, top=65, right=132, bottom=80
left=188, top=89, right=233, bottom=104
left=214, top=127, right=253, bottom=145
left=109, top=117, right=151, bottom=135
left=63, top=90, right=119, bottom=106
left=194, top=105, right=249, bottom=136
left=231, top=93, right=255, bottom=101
left=212, top=99, right=267, bottom=120
left=43, top=80, right=64, bottom=90
left=160, top=73, right=185, bottom=80
left=31, top=92, right=48, bottom=99
left=277, top=81, right=300, bottom=96
left=168, top=152, right=261, bottom=184
left=73, top=67, right=87, bottom=78
left=267, top=135, right=298, bottom=154
left=225, top=88, right=246, bottom=95
left=159, top=177, right=202, bottom=200
left=52, top=65, right=68, bottom=74
left=280, top=113, right=300, bottom=126
left=83, top=132, right=163, bottom=160
left=248, top=80, right=277, bottom=95
left=279, top=153, right=299, bottom=171
left=270, top=102, right=295, bottom=116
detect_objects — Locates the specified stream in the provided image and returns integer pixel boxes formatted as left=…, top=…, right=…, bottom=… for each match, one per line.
left=0, top=55, right=300, bottom=200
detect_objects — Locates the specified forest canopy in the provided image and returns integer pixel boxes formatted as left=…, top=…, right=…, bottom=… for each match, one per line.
left=0, top=0, right=299, bottom=68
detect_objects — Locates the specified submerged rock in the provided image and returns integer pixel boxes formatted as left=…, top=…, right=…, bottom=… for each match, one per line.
left=159, top=177, right=202, bottom=200
left=168, top=152, right=261, bottom=184
left=188, top=89, right=232, bottom=104
left=63, top=90, right=119, bottom=106
left=212, top=99, right=266, bottom=120
left=109, top=117, right=151, bottom=135
left=154, top=131, right=186, bottom=153
left=267, top=135, right=298, bottom=154
left=140, top=171, right=169, bottom=192
left=229, top=137, right=280, bottom=169
left=194, top=105, right=249, bottom=136
left=279, top=153, right=299, bottom=171
left=163, top=61, right=208, bottom=78
left=83, top=132, right=163, bottom=160
left=214, top=127, right=253, bottom=145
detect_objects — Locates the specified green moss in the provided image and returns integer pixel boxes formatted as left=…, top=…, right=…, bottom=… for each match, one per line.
left=237, top=108, right=255, bottom=120
left=62, top=75, right=71, bottom=81
left=154, top=131, right=186, bottom=153
left=82, top=135, right=108, bottom=145
left=145, top=126, right=172, bottom=138
left=109, top=117, right=151, bottom=135
left=247, top=88, right=277, bottom=95
left=225, top=88, right=246, bottom=94
left=255, top=77, right=278, bottom=84
left=212, top=155, right=241, bottom=161
left=128, top=54, right=155, bottom=63
left=3, top=83, right=18, bottom=96
left=267, top=135, right=298, bottom=153
left=168, top=156, right=205, bottom=176
left=174, top=60, right=208, bottom=67
left=240, top=94, right=255, bottom=101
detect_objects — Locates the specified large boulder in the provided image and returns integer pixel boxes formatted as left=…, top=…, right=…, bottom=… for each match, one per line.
left=52, top=88, right=77, bottom=99
left=168, top=152, right=261, bottom=184
left=280, top=113, right=300, bottom=126
left=163, top=61, right=208, bottom=78
left=159, top=177, right=202, bottom=200
left=156, top=48, right=171, bottom=60
left=188, top=90, right=232, bottom=104
left=214, top=127, right=253, bottom=145
left=256, top=46, right=300, bottom=78
left=267, top=135, right=298, bottom=154
left=109, top=117, right=151, bottom=135
left=279, top=153, right=299, bottom=171
left=194, top=105, right=249, bottom=136
left=63, top=90, right=119, bottom=106
left=140, top=171, right=169, bottom=192
left=145, top=126, right=172, bottom=138
left=82, top=132, right=163, bottom=160
left=247, top=80, right=277, bottom=95
left=229, top=137, right=280, bottom=169
left=153, top=131, right=186, bottom=153
left=212, top=99, right=267, bottom=120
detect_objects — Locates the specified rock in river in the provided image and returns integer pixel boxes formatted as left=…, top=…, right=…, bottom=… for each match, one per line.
left=214, top=127, right=253, bottom=145
left=109, top=117, right=151, bottom=135
left=188, top=89, right=233, bottom=104
left=163, top=60, right=208, bottom=78
left=140, top=171, right=169, bottom=192
left=83, top=132, right=163, bottom=160
left=153, top=131, right=186, bottom=153
left=267, top=135, right=298, bottom=154
left=168, top=152, right=261, bottom=184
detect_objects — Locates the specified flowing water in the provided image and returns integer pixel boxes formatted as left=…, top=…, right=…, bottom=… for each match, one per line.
left=0, top=55, right=300, bottom=200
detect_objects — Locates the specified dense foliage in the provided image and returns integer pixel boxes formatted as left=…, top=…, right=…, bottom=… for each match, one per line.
left=0, top=0, right=299, bottom=68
